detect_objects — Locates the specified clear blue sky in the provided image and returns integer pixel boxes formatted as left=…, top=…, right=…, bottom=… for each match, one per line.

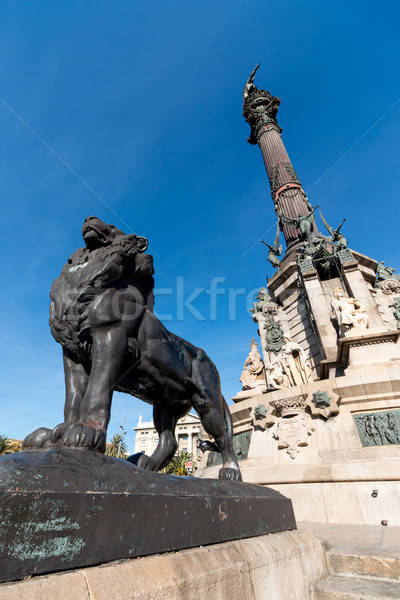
left=1, top=1, right=399, bottom=452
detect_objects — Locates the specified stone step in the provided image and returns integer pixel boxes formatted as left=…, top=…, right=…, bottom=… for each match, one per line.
left=311, top=575, right=400, bottom=600
left=326, top=547, right=400, bottom=581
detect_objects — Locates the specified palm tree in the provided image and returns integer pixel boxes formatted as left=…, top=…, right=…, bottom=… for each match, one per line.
left=0, top=435, right=13, bottom=455
left=165, top=450, right=193, bottom=476
left=105, top=433, right=128, bottom=458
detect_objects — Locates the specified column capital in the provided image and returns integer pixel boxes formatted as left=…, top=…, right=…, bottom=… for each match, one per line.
left=243, top=64, right=281, bottom=144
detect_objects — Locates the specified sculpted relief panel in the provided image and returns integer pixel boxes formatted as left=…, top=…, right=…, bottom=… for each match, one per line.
left=354, top=410, right=400, bottom=447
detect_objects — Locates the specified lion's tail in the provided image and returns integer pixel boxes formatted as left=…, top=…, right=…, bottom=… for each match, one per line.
left=222, top=395, right=233, bottom=440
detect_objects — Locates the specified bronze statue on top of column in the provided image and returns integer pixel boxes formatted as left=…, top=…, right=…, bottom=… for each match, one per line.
left=243, top=64, right=282, bottom=145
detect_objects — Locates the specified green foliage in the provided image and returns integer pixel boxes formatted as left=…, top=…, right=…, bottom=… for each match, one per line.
left=0, top=435, right=14, bottom=455
left=165, top=450, right=193, bottom=476
left=105, top=433, right=128, bottom=458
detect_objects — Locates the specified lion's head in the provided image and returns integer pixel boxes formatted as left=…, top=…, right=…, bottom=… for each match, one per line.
left=81, top=216, right=148, bottom=253
left=50, top=216, right=154, bottom=358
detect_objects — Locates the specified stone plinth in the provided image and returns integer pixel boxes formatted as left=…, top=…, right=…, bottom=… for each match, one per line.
left=0, top=448, right=296, bottom=584
left=0, top=529, right=326, bottom=600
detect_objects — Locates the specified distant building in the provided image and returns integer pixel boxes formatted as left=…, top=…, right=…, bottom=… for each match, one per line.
left=133, top=413, right=201, bottom=460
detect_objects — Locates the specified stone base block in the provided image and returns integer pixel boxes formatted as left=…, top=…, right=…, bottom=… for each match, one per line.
left=0, top=529, right=326, bottom=600
left=0, top=448, right=296, bottom=583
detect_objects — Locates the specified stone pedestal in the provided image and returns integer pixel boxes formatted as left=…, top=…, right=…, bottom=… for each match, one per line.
left=0, top=529, right=326, bottom=600
left=199, top=251, right=400, bottom=526
left=0, top=448, right=296, bottom=584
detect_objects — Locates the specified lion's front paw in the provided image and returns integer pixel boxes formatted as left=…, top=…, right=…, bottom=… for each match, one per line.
left=218, top=467, right=242, bottom=482
left=22, top=427, right=53, bottom=450
left=51, top=422, right=71, bottom=442
left=136, top=454, right=158, bottom=471
left=62, top=423, right=106, bottom=452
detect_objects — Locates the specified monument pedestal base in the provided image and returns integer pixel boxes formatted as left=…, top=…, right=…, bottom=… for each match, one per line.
left=0, top=448, right=296, bottom=583
left=0, top=529, right=326, bottom=600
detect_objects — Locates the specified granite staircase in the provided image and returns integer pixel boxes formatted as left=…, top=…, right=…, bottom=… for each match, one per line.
left=311, top=546, right=400, bottom=599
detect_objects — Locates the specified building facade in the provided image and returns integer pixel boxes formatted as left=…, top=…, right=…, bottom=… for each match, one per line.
left=133, top=413, right=201, bottom=461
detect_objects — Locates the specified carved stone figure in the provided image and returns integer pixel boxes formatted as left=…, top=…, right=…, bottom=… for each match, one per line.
left=23, top=217, right=241, bottom=481
left=319, top=210, right=348, bottom=252
left=239, top=339, right=266, bottom=390
left=330, top=287, right=370, bottom=333
left=262, top=222, right=282, bottom=269
left=276, top=337, right=313, bottom=386
left=265, top=357, right=289, bottom=390
left=281, top=205, right=319, bottom=241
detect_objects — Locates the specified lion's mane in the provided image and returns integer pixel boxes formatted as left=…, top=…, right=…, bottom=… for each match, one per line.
left=49, top=222, right=154, bottom=362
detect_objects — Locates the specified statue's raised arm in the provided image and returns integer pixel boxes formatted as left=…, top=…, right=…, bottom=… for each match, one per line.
left=243, top=63, right=260, bottom=103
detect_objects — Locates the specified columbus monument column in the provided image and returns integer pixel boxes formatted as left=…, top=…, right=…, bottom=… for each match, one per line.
left=198, top=66, right=400, bottom=529
left=242, top=64, right=319, bottom=258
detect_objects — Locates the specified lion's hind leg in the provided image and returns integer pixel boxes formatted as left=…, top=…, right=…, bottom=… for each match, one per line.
left=192, top=392, right=241, bottom=481
left=130, top=404, right=189, bottom=472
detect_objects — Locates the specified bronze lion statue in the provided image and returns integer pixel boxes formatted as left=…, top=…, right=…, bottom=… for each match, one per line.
left=23, top=217, right=241, bottom=481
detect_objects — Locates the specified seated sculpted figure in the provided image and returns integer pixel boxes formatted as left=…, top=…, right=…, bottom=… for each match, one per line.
left=330, top=287, right=370, bottom=333
left=240, top=339, right=265, bottom=389
left=265, top=357, right=289, bottom=390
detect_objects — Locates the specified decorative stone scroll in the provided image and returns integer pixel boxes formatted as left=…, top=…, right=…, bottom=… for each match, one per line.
left=353, top=410, right=400, bottom=447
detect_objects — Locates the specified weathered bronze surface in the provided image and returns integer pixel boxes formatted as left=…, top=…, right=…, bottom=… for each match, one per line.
left=207, top=431, right=252, bottom=467
left=262, top=222, right=282, bottom=269
left=0, top=449, right=296, bottom=583
left=23, top=217, right=241, bottom=481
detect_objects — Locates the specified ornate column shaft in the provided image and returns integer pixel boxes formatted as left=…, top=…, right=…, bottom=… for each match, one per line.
left=243, top=65, right=319, bottom=255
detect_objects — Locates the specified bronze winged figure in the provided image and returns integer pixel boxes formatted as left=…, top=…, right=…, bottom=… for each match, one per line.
left=319, top=210, right=347, bottom=252
left=262, top=222, right=282, bottom=269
